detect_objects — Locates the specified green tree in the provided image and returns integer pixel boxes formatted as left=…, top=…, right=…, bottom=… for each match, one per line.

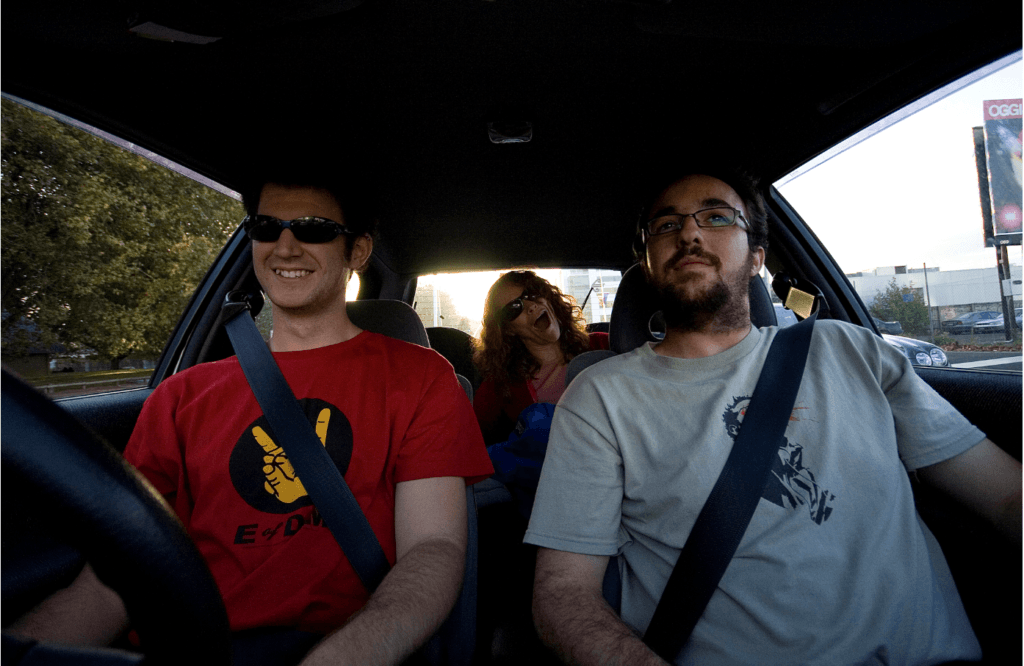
left=2, top=99, right=243, bottom=366
left=869, top=278, right=930, bottom=336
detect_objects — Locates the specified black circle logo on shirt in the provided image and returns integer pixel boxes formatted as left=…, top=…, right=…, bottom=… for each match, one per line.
left=229, top=398, right=353, bottom=514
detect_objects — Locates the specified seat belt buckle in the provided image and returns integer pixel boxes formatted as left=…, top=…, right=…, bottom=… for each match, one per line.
left=771, top=274, right=825, bottom=320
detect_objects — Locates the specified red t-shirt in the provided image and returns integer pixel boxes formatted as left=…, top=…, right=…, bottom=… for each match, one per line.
left=123, top=331, right=493, bottom=633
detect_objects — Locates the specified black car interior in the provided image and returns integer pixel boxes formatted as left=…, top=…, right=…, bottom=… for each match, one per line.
left=3, top=0, right=1022, bottom=663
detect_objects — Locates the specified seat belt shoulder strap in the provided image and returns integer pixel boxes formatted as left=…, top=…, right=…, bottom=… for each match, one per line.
left=222, top=300, right=390, bottom=593
left=643, top=313, right=816, bottom=661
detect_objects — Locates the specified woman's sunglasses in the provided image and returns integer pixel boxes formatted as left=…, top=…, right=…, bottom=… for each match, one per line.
left=242, top=215, right=354, bottom=244
left=496, top=293, right=539, bottom=324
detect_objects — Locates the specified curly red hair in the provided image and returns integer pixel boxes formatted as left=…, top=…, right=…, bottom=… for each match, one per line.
left=473, top=270, right=591, bottom=396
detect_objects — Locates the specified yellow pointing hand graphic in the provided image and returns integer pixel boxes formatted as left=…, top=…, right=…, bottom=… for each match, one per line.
left=253, top=408, right=331, bottom=503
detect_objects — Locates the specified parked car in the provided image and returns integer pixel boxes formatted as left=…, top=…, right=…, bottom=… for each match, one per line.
left=872, top=316, right=904, bottom=335
left=882, top=334, right=950, bottom=367
left=2, top=1, right=1021, bottom=664
left=974, top=315, right=1006, bottom=333
left=782, top=308, right=946, bottom=367
left=941, top=311, right=1003, bottom=335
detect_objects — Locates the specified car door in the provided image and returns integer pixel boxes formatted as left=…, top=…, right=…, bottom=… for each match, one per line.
left=771, top=56, right=1022, bottom=661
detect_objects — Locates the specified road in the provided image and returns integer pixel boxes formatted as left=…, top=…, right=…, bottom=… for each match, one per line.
left=946, top=351, right=1022, bottom=372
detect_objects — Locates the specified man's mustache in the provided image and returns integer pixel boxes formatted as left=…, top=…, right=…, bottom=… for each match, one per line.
left=663, top=244, right=722, bottom=272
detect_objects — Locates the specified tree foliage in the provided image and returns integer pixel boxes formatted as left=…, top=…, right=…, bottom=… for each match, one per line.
left=2, top=99, right=244, bottom=364
left=869, top=278, right=930, bottom=336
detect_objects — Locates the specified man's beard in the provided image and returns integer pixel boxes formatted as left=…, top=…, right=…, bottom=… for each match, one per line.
left=651, top=245, right=754, bottom=333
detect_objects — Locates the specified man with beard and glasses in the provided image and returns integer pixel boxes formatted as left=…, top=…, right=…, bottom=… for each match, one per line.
left=525, top=169, right=1020, bottom=665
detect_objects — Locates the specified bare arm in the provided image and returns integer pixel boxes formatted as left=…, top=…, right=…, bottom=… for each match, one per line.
left=7, top=563, right=129, bottom=646
left=300, top=476, right=468, bottom=666
left=916, top=438, right=1022, bottom=546
left=533, top=548, right=668, bottom=666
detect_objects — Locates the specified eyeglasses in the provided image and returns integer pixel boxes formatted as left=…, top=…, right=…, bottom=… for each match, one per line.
left=644, top=207, right=748, bottom=239
left=242, top=215, right=354, bottom=243
left=495, top=293, right=539, bottom=324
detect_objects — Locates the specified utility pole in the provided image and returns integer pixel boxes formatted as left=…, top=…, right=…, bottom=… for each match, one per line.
left=922, top=263, right=935, bottom=340
left=996, top=245, right=1015, bottom=341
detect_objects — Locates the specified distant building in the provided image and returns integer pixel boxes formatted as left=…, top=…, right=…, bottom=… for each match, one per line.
left=562, top=269, right=623, bottom=324
left=846, top=265, right=1022, bottom=322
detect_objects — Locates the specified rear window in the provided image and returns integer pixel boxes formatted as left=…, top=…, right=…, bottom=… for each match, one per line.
left=412, top=268, right=623, bottom=336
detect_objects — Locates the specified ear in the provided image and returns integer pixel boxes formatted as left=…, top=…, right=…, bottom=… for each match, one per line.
left=347, top=234, right=373, bottom=271
left=749, top=247, right=765, bottom=277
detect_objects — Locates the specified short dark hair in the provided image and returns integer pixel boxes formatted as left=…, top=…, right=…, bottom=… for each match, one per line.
left=632, top=165, right=769, bottom=263
left=240, top=165, right=379, bottom=256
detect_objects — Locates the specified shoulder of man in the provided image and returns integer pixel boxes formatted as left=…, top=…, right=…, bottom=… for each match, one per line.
left=150, top=355, right=242, bottom=399
left=364, top=330, right=456, bottom=372
left=808, top=318, right=894, bottom=353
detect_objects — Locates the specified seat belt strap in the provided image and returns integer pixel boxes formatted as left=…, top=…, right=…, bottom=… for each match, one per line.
left=643, top=311, right=817, bottom=662
left=222, top=295, right=391, bottom=594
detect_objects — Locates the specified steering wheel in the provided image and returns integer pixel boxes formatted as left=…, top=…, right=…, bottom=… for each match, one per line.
left=1, top=369, right=231, bottom=664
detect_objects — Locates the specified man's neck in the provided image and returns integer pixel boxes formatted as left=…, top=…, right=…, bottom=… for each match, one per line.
left=267, top=302, right=362, bottom=352
left=653, top=323, right=753, bottom=359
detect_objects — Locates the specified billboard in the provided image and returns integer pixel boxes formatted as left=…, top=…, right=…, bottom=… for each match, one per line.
left=981, top=99, right=1022, bottom=246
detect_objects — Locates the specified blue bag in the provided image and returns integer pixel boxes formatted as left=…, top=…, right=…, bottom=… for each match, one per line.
left=486, top=402, right=556, bottom=518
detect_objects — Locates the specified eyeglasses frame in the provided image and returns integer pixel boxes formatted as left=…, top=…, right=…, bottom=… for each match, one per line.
left=642, top=206, right=749, bottom=243
left=495, top=292, right=541, bottom=325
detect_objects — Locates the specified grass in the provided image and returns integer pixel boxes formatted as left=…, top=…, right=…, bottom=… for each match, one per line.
left=22, top=368, right=153, bottom=388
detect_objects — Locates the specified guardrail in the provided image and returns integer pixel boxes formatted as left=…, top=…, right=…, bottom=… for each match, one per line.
left=34, top=376, right=151, bottom=396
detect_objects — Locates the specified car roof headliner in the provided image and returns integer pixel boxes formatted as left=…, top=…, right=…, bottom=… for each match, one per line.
left=4, top=0, right=1021, bottom=276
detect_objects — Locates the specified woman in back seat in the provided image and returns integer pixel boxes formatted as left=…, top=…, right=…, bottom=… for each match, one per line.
left=473, top=270, right=608, bottom=445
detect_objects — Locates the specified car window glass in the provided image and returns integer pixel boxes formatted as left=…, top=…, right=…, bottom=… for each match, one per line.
left=775, top=59, right=1022, bottom=374
left=413, top=268, right=622, bottom=336
left=1, top=97, right=245, bottom=396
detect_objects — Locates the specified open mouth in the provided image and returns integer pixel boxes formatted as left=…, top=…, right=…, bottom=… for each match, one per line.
left=533, top=310, right=551, bottom=329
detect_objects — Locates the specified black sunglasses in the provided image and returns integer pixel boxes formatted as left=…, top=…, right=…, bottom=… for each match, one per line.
left=496, top=293, right=539, bottom=324
left=242, top=215, right=354, bottom=244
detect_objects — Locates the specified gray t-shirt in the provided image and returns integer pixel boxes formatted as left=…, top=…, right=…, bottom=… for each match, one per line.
left=525, top=320, right=984, bottom=665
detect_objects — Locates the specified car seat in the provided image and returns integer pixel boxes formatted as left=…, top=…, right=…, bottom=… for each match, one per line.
left=425, top=326, right=482, bottom=393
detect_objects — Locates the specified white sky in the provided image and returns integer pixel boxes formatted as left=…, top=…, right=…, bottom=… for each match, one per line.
left=777, top=59, right=1022, bottom=275
left=413, top=59, right=1024, bottom=327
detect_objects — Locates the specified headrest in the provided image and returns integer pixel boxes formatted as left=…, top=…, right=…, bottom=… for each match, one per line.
left=608, top=264, right=778, bottom=354
left=347, top=299, right=430, bottom=348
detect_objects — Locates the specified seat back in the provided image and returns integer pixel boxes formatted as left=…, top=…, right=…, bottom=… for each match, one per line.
left=347, top=299, right=430, bottom=347
left=426, top=326, right=482, bottom=391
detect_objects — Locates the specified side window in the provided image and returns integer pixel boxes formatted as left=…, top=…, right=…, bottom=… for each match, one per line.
left=775, top=59, right=1022, bottom=373
left=1, top=98, right=245, bottom=396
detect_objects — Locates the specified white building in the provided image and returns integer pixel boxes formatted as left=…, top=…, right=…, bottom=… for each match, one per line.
left=846, top=265, right=1021, bottom=319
